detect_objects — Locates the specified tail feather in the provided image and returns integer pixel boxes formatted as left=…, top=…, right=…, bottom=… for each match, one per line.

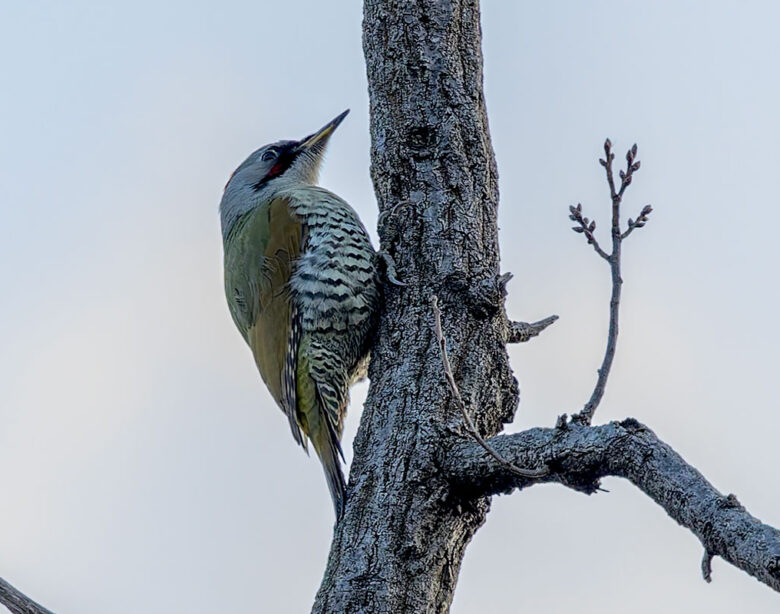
left=297, top=344, right=347, bottom=518
left=317, top=433, right=347, bottom=519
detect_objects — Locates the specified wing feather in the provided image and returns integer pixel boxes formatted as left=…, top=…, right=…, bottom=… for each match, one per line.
left=282, top=302, right=306, bottom=449
left=314, top=381, right=346, bottom=461
left=226, top=197, right=307, bottom=447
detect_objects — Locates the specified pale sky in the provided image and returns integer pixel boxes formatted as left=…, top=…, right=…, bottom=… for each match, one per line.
left=1, top=1, right=779, bottom=612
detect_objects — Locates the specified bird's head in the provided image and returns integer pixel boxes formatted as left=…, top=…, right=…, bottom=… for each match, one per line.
left=220, top=110, right=349, bottom=238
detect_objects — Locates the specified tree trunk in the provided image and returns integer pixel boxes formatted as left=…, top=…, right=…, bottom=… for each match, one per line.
left=0, top=3, right=778, bottom=614
left=312, top=0, right=512, bottom=612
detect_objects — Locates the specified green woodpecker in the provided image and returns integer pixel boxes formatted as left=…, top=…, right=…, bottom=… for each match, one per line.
left=219, top=110, right=379, bottom=518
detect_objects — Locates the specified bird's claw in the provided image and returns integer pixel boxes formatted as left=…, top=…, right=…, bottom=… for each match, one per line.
left=377, top=200, right=413, bottom=231
left=378, top=250, right=406, bottom=287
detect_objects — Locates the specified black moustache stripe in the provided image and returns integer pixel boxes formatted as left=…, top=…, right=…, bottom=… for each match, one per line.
left=252, top=143, right=301, bottom=191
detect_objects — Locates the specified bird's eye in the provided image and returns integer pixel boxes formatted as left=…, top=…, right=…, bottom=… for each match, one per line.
left=261, top=150, right=277, bottom=162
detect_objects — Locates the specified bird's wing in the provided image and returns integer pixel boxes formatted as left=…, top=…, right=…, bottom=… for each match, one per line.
left=224, top=196, right=306, bottom=448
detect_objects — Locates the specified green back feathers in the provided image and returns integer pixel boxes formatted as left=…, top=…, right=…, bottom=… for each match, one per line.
left=223, top=187, right=378, bottom=517
left=224, top=197, right=305, bottom=445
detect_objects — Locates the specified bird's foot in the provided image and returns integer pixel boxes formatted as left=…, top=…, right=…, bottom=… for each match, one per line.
left=378, top=250, right=406, bottom=287
left=377, top=200, right=413, bottom=230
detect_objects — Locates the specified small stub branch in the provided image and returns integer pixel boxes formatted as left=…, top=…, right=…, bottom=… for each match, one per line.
left=702, top=549, right=715, bottom=583
left=571, top=140, right=653, bottom=425
left=507, top=315, right=559, bottom=343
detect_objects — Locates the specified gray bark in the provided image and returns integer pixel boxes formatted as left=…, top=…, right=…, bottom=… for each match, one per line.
left=309, top=0, right=780, bottom=612
left=446, top=420, right=780, bottom=592
left=2, top=2, right=775, bottom=614
left=313, top=1, right=511, bottom=613
left=0, top=579, right=54, bottom=614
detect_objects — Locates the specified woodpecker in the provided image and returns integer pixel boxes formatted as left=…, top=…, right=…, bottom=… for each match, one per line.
left=220, top=110, right=379, bottom=518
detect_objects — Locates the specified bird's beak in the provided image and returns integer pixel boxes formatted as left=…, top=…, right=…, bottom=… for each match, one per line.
left=298, top=109, right=350, bottom=153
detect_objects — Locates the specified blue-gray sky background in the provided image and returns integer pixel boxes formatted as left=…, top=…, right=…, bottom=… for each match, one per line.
left=1, top=1, right=779, bottom=612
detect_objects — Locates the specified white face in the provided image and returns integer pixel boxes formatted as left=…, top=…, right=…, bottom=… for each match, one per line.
left=219, top=111, right=347, bottom=240
left=219, top=139, right=324, bottom=240
left=225, top=139, right=299, bottom=193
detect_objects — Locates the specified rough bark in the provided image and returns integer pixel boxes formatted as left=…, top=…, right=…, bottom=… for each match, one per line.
left=312, top=1, right=512, bottom=612
left=0, top=3, right=777, bottom=613
left=0, top=579, right=54, bottom=614
left=445, top=419, right=780, bottom=592
left=309, top=1, right=780, bottom=612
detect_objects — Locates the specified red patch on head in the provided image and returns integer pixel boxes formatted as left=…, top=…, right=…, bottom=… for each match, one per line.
left=268, top=161, right=286, bottom=179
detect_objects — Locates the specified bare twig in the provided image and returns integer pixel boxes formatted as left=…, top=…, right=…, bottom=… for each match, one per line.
left=569, top=203, right=609, bottom=260
left=571, top=140, right=653, bottom=425
left=622, top=204, right=653, bottom=240
left=431, top=296, right=548, bottom=479
left=0, top=578, right=55, bottom=614
left=508, top=315, right=559, bottom=343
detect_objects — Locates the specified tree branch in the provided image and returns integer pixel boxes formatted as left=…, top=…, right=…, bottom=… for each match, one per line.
left=507, top=315, right=559, bottom=343
left=444, top=419, right=780, bottom=592
left=0, top=578, right=55, bottom=614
